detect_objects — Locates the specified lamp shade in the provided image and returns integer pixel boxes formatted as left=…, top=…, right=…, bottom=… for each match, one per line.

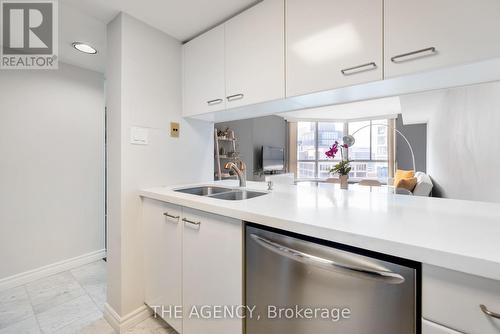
left=342, top=135, right=356, bottom=147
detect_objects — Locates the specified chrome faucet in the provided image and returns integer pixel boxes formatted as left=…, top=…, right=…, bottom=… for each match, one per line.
left=224, top=161, right=247, bottom=187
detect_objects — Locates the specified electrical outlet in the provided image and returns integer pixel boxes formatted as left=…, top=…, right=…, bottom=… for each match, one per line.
left=170, top=122, right=180, bottom=138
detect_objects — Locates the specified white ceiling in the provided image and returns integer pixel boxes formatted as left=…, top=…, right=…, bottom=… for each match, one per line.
left=60, top=0, right=260, bottom=42
left=59, top=2, right=106, bottom=73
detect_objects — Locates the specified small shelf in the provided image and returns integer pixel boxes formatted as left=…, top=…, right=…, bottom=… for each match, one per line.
left=214, top=128, right=240, bottom=181
left=219, top=155, right=240, bottom=159
left=214, top=173, right=237, bottom=179
left=217, top=137, right=237, bottom=142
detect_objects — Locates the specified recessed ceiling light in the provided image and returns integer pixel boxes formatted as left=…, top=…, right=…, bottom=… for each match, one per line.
left=72, top=42, right=97, bottom=55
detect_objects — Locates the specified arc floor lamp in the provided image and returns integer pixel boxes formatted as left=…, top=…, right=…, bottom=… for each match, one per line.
left=343, top=123, right=416, bottom=172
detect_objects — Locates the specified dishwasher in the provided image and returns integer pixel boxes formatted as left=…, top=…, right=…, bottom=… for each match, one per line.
left=245, top=224, right=420, bottom=334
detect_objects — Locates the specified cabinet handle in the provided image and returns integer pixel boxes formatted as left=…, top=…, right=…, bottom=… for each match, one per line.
left=182, top=218, right=201, bottom=227
left=163, top=212, right=180, bottom=222
left=480, top=304, right=500, bottom=319
left=226, top=94, right=244, bottom=102
left=391, top=47, right=437, bottom=63
left=207, top=98, right=223, bottom=106
left=341, top=62, right=377, bottom=76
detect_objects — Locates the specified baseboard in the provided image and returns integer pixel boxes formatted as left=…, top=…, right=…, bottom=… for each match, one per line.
left=104, top=302, right=152, bottom=333
left=0, top=249, right=107, bottom=291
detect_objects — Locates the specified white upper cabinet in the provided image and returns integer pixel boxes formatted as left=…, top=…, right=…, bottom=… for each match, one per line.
left=384, top=0, right=500, bottom=78
left=183, top=0, right=284, bottom=116
left=183, top=25, right=225, bottom=116
left=224, top=0, right=285, bottom=108
left=183, top=0, right=500, bottom=118
left=286, top=0, right=383, bottom=97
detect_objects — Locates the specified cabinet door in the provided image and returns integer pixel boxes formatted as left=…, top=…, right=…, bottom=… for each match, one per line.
left=225, top=0, right=285, bottom=108
left=183, top=25, right=225, bottom=116
left=384, top=0, right=500, bottom=78
left=143, top=199, right=182, bottom=333
left=422, top=264, right=500, bottom=334
left=286, top=0, right=383, bottom=97
left=182, top=208, right=243, bottom=334
left=422, top=319, right=461, bottom=334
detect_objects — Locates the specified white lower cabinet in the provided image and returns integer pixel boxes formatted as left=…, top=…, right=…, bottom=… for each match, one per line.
left=422, top=319, right=461, bottom=334
left=143, top=200, right=500, bottom=334
left=423, top=264, right=500, bottom=334
left=182, top=207, right=243, bottom=334
left=143, top=199, right=183, bottom=333
left=143, top=201, right=243, bottom=334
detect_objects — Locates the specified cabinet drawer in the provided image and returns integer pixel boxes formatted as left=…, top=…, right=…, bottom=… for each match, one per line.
left=422, top=319, right=461, bottom=334
left=423, top=264, right=500, bottom=334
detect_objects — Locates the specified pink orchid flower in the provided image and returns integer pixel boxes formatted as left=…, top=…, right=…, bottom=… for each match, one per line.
left=325, top=141, right=339, bottom=159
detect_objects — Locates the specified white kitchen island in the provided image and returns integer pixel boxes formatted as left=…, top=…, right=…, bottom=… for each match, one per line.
left=141, top=180, right=500, bottom=280
left=140, top=180, right=500, bottom=334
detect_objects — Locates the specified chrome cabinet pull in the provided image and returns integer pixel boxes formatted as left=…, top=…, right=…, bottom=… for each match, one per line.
left=391, top=47, right=437, bottom=63
left=207, top=98, right=223, bottom=106
left=250, top=234, right=405, bottom=284
left=341, top=62, right=377, bottom=76
left=182, top=218, right=201, bottom=227
left=480, top=304, right=500, bottom=319
left=226, top=93, right=244, bottom=101
left=163, top=212, right=180, bottom=222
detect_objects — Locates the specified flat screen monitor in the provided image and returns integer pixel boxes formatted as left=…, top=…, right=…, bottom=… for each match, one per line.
left=262, top=146, right=284, bottom=172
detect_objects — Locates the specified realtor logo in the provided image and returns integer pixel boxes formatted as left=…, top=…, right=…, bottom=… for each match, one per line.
left=1, top=0, right=58, bottom=69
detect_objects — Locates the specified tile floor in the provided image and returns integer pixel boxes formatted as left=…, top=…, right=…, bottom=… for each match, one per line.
left=0, top=260, right=177, bottom=334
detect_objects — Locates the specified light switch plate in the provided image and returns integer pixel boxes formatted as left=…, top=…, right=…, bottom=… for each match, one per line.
left=170, top=122, right=180, bottom=138
left=130, top=126, right=149, bottom=145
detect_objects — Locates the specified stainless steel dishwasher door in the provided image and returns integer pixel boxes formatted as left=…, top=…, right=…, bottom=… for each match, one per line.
left=245, top=225, right=417, bottom=334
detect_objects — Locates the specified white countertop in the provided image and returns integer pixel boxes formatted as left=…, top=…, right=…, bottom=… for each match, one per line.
left=140, top=180, right=500, bottom=281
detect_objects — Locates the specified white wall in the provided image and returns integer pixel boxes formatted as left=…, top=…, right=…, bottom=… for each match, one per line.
left=106, top=13, right=214, bottom=317
left=0, top=63, right=105, bottom=280
left=106, top=13, right=123, bottom=315
left=400, top=81, right=500, bottom=203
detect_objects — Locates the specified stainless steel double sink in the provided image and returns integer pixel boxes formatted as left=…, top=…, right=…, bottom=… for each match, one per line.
left=174, top=186, right=267, bottom=201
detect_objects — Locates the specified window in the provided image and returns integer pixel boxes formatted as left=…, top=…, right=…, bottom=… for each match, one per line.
left=296, top=119, right=394, bottom=182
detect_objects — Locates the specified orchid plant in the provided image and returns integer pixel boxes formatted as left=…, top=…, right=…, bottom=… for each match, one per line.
left=325, top=140, right=351, bottom=176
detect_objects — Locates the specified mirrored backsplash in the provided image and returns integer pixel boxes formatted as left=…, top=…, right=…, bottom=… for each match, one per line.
left=215, top=80, right=500, bottom=204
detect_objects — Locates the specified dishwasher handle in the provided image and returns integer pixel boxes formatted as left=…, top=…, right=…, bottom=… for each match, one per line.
left=250, top=234, right=405, bottom=284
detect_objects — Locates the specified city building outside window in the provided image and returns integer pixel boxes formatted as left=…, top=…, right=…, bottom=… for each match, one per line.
left=296, top=119, right=395, bottom=182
